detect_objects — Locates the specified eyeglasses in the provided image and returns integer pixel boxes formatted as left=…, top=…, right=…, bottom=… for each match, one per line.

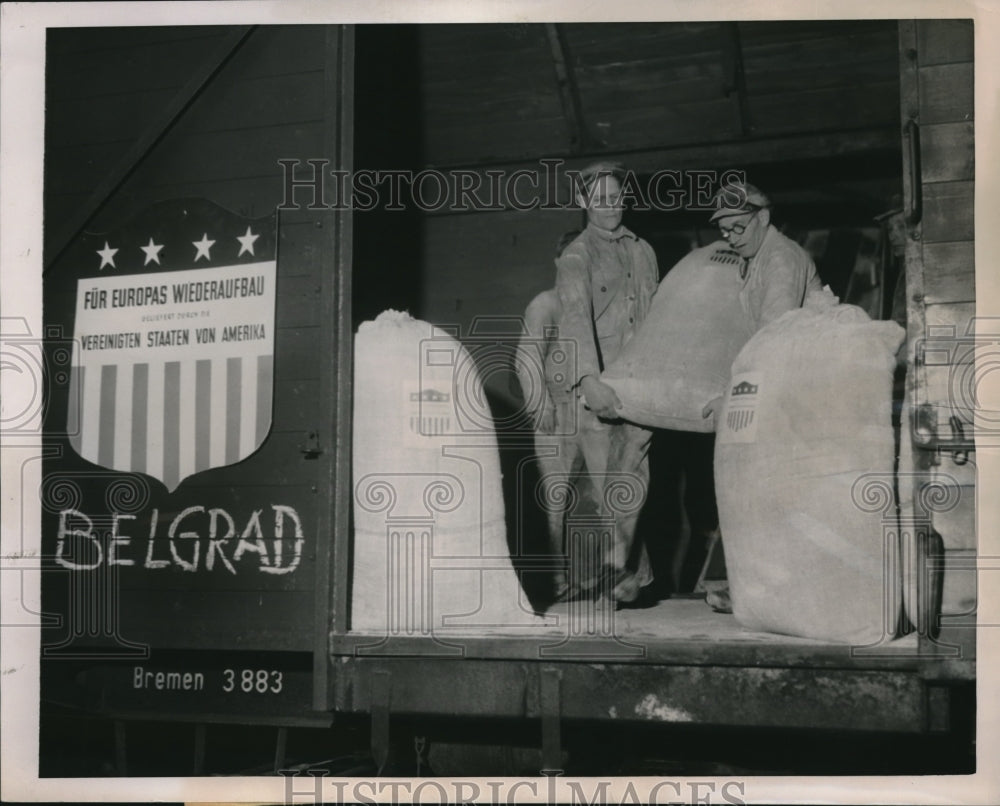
left=718, top=211, right=758, bottom=239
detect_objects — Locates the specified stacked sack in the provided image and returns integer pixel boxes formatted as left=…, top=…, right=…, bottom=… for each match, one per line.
left=714, top=294, right=906, bottom=644
left=352, top=310, right=537, bottom=634
left=602, top=241, right=753, bottom=431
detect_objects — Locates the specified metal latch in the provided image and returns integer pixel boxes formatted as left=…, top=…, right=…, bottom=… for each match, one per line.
left=298, top=430, right=321, bottom=458
left=911, top=404, right=973, bottom=465
left=948, top=416, right=970, bottom=465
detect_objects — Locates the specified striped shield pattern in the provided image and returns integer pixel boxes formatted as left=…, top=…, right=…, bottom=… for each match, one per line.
left=727, top=406, right=755, bottom=433
left=719, top=372, right=761, bottom=445
left=66, top=202, right=277, bottom=492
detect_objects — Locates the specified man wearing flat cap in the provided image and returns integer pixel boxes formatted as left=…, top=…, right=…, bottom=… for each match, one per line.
left=552, top=160, right=659, bottom=604
left=710, top=179, right=823, bottom=333
left=698, top=179, right=824, bottom=613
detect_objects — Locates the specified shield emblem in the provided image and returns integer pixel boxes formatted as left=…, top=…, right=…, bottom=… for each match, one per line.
left=66, top=200, right=278, bottom=492
left=719, top=372, right=761, bottom=444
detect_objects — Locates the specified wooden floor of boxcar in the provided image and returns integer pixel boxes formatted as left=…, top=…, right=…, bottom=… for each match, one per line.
left=336, top=596, right=920, bottom=670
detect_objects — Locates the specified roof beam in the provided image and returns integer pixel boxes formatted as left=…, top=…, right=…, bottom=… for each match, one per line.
left=425, top=127, right=899, bottom=174
left=543, top=23, right=593, bottom=153
left=419, top=127, right=900, bottom=217
left=720, top=22, right=753, bottom=137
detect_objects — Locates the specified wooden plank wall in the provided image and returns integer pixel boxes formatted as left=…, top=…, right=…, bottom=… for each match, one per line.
left=739, top=21, right=900, bottom=137
left=903, top=20, right=976, bottom=623
left=419, top=24, right=567, bottom=166
left=417, top=22, right=899, bottom=167
left=419, top=208, right=580, bottom=409
left=409, top=21, right=901, bottom=411
left=565, top=22, right=733, bottom=151
left=43, top=26, right=338, bottom=653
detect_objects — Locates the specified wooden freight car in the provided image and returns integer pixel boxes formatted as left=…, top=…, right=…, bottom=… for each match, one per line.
left=38, top=20, right=978, bottom=776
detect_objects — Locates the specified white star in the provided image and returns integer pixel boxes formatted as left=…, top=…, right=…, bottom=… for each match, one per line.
left=193, top=233, right=215, bottom=262
left=96, top=241, right=118, bottom=270
left=236, top=226, right=260, bottom=257
left=140, top=237, right=164, bottom=266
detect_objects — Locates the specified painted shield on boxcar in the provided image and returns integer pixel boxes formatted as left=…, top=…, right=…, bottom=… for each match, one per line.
left=66, top=200, right=278, bottom=492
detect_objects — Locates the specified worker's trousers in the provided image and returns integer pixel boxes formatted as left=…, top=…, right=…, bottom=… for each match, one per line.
left=534, top=394, right=652, bottom=601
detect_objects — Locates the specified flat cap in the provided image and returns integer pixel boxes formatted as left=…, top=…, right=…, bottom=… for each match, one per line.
left=709, top=180, right=770, bottom=221
left=574, top=160, right=626, bottom=192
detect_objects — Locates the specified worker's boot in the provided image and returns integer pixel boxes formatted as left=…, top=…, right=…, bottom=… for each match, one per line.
left=693, top=528, right=732, bottom=613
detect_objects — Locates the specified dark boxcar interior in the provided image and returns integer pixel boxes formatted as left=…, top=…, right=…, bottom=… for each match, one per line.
left=352, top=22, right=908, bottom=609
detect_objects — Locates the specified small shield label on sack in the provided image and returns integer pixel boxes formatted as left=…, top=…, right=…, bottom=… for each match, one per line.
left=719, top=372, right=761, bottom=444
left=405, top=383, right=453, bottom=444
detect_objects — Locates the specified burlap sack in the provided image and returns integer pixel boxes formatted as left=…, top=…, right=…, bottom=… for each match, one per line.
left=352, top=311, right=537, bottom=633
left=602, top=241, right=753, bottom=431
left=714, top=300, right=905, bottom=644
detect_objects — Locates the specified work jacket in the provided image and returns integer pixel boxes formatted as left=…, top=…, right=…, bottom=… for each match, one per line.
left=554, top=223, right=658, bottom=391
left=741, top=224, right=824, bottom=333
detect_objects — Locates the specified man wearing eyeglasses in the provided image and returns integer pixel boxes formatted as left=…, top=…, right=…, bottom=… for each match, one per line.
left=710, top=180, right=823, bottom=333
left=696, top=180, right=824, bottom=613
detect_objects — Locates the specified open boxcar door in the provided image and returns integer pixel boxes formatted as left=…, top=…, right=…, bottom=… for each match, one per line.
left=897, top=19, right=976, bottom=678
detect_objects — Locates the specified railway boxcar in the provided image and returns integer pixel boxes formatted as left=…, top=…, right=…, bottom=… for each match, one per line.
left=34, top=18, right=979, bottom=779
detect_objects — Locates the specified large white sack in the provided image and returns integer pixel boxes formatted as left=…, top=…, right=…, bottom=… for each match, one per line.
left=714, top=301, right=906, bottom=644
left=352, top=310, right=537, bottom=633
left=602, top=241, right=753, bottom=431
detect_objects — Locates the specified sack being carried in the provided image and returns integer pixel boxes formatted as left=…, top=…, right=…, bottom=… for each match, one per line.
left=714, top=299, right=906, bottom=644
left=602, top=241, right=752, bottom=431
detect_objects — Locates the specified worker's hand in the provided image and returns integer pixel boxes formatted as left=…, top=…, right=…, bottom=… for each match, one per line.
left=702, top=395, right=724, bottom=429
left=580, top=376, right=622, bottom=419
left=535, top=403, right=557, bottom=434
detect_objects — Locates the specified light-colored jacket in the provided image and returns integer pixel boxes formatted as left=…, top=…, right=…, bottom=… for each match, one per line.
left=553, top=223, right=658, bottom=390
left=741, top=224, right=824, bottom=333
